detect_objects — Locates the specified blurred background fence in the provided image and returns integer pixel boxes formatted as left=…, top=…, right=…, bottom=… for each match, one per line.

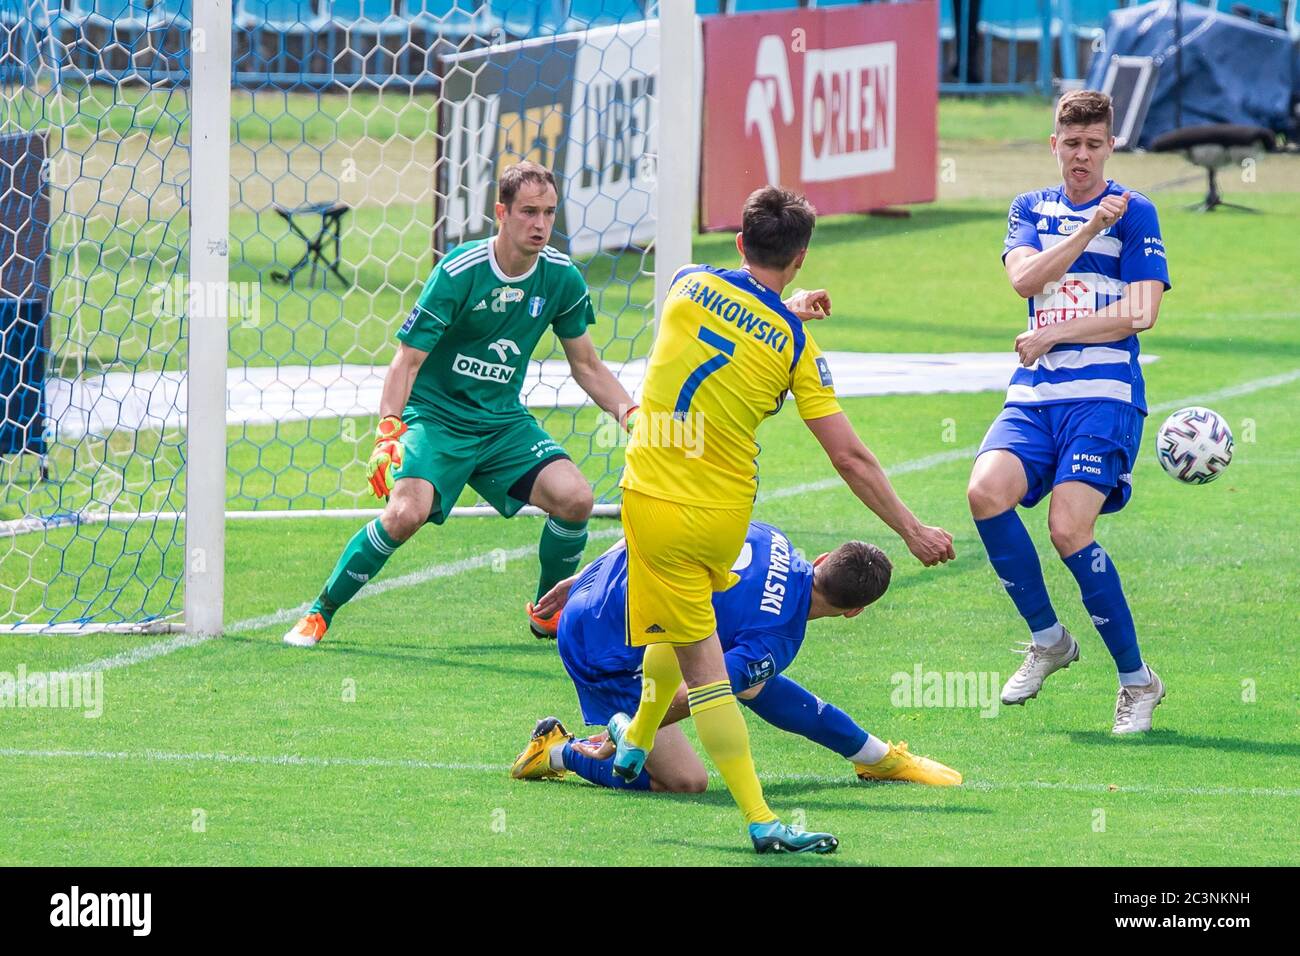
left=6, top=1, right=1294, bottom=95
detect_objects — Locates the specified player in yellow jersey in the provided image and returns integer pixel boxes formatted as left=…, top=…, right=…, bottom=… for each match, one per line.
left=611, top=186, right=956, bottom=854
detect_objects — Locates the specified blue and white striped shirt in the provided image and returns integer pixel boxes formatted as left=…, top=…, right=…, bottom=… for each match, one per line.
left=1002, top=180, right=1171, bottom=413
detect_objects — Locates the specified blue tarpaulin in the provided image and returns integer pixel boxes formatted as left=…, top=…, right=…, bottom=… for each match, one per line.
left=0, top=300, right=46, bottom=456
left=1086, top=1, right=1297, bottom=148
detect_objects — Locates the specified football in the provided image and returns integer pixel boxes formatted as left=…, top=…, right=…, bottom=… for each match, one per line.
left=1156, top=406, right=1234, bottom=484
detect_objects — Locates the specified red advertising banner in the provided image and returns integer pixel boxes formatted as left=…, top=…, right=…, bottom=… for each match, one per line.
left=700, top=2, right=938, bottom=230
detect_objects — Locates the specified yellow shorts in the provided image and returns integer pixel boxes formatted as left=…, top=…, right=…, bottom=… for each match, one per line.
left=621, top=488, right=750, bottom=647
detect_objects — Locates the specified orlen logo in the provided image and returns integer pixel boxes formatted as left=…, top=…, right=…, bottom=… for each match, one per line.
left=1034, top=278, right=1094, bottom=327
left=744, top=37, right=896, bottom=186
left=802, top=42, right=896, bottom=182
left=1060, top=279, right=1090, bottom=304
left=744, top=36, right=795, bottom=186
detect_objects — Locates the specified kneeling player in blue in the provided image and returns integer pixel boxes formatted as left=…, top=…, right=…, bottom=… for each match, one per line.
left=968, top=91, right=1171, bottom=733
left=510, top=522, right=961, bottom=791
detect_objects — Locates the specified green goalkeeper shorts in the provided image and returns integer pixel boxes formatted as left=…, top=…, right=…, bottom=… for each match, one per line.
left=390, top=411, right=570, bottom=525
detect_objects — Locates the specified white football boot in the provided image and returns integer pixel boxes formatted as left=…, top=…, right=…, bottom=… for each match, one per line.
left=1000, top=629, right=1080, bottom=705
left=1112, top=667, right=1165, bottom=734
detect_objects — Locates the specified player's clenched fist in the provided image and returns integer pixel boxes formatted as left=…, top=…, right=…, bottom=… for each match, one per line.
left=366, top=415, right=407, bottom=499
left=784, top=288, right=832, bottom=321
left=904, top=524, right=956, bottom=567
left=1087, top=190, right=1129, bottom=235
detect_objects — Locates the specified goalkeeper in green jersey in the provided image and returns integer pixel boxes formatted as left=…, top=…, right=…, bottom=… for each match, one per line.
left=284, top=162, right=640, bottom=645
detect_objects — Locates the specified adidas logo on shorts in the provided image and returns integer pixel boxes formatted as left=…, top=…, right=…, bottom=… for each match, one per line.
left=645, top=624, right=665, bottom=634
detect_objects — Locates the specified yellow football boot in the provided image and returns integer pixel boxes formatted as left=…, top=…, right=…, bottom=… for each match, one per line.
left=855, top=741, right=962, bottom=786
left=510, top=717, right=573, bottom=780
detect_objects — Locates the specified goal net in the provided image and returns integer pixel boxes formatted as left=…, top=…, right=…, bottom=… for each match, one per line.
left=0, top=0, right=691, bottom=634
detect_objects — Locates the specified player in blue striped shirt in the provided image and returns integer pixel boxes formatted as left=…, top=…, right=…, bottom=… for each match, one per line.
left=967, top=91, right=1172, bottom=734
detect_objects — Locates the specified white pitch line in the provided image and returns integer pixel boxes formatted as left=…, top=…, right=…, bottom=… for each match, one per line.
left=1148, top=367, right=1300, bottom=415
left=11, top=528, right=625, bottom=696
left=760, top=447, right=980, bottom=502
left=226, top=526, right=625, bottom=636
left=764, top=771, right=1300, bottom=799
left=17, top=367, right=1300, bottom=694
left=967, top=779, right=1300, bottom=799
left=0, top=747, right=498, bottom=773
left=761, top=367, right=1300, bottom=503
left=2, top=747, right=1296, bottom=799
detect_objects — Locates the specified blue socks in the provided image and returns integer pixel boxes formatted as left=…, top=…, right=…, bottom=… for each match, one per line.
left=561, top=740, right=651, bottom=791
left=974, top=509, right=1060, bottom=635
left=1063, top=541, right=1145, bottom=679
left=978, top=510, right=1146, bottom=680
left=742, top=675, right=869, bottom=759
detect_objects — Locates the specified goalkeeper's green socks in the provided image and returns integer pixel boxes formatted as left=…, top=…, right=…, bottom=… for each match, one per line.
left=311, top=518, right=399, bottom=625
left=536, top=516, right=588, bottom=601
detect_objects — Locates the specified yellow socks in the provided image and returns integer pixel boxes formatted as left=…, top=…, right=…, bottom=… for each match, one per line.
left=626, top=647, right=778, bottom=826
left=626, top=642, right=682, bottom=751
left=689, top=680, right=776, bottom=825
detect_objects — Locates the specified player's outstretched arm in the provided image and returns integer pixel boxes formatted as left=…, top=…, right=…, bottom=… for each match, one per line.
left=1005, top=191, right=1130, bottom=298
left=532, top=538, right=628, bottom=617
left=559, top=332, right=639, bottom=428
left=804, top=412, right=955, bottom=566
left=532, top=574, right=578, bottom=619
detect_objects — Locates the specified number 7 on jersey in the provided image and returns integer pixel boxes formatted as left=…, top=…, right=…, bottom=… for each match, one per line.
left=673, top=326, right=736, bottom=421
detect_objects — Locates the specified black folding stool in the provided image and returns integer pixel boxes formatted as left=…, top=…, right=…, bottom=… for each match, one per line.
left=271, top=202, right=351, bottom=286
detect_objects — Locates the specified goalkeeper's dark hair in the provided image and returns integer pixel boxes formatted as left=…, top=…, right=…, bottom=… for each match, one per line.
left=816, top=541, right=892, bottom=611
left=741, top=185, right=817, bottom=269
left=498, top=161, right=558, bottom=208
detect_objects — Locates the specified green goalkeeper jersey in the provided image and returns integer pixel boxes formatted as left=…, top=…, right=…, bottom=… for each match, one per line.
left=397, top=237, right=595, bottom=429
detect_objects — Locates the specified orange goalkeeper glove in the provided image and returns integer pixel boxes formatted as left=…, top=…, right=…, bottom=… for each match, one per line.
left=366, top=415, right=407, bottom=499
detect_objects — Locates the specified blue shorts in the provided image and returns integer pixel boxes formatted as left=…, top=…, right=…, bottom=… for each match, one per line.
left=979, top=400, right=1144, bottom=514
left=556, top=607, right=642, bottom=728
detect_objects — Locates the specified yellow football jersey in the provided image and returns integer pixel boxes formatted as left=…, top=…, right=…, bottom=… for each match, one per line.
left=621, top=265, right=841, bottom=508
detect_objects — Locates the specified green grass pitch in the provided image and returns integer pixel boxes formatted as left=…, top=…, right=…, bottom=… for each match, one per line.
left=1, top=95, right=1298, bottom=864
